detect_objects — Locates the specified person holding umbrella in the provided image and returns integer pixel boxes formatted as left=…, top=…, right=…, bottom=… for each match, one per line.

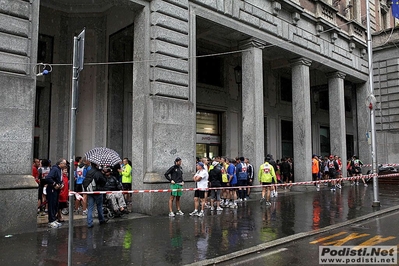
left=83, top=162, right=108, bottom=228
left=84, top=147, right=122, bottom=228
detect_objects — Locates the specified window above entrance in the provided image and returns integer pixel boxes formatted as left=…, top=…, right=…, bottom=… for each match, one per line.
left=196, top=111, right=219, bottom=134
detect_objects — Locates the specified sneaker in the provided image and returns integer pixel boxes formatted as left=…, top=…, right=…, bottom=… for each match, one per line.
left=244, top=197, right=247, bottom=201
left=265, top=201, right=271, bottom=206
left=316, top=184, right=320, bottom=188
left=210, top=206, right=215, bottom=211
left=48, top=221, right=59, bottom=228
left=364, top=183, right=368, bottom=187
left=176, top=210, right=184, bottom=216
left=189, top=210, right=198, bottom=216
left=197, top=211, right=204, bottom=217
left=260, top=197, right=265, bottom=203
left=336, top=184, right=342, bottom=189
left=169, top=212, right=175, bottom=217
left=230, top=203, right=238, bottom=209
left=350, top=182, right=355, bottom=186
left=216, top=207, right=223, bottom=211
left=330, top=187, right=336, bottom=192
left=82, top=210, right=88, bottom=216
left=356, top=182, right=359, bottom=186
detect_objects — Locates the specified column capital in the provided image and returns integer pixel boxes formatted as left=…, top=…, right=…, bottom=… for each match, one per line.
left=326, top=71, right=346, bottom=80
left=239, top=37, right=267, bottom=50
left=289, top=57, right=312, bottom=67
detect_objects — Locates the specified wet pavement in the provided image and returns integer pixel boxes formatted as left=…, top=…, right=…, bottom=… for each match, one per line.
left=222, top=209, right=399, bottom=266
left=1, top=183, right=399, bottom=266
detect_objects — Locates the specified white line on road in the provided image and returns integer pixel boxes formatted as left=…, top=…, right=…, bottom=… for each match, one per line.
left=229, top=248, right=288, bottom=266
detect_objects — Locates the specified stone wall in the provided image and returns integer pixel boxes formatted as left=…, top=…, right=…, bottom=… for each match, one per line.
left=0, top=0, right=40, bottom=234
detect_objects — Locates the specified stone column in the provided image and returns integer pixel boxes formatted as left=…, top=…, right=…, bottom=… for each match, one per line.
left=240, top=38, right=265, bottom=170
left=356, top=82, right=371, bottom=165
left=290, top=58, right=312, bottom=187
left=328, top=72, right=347, bottom=174
left=0, top=1, right=40, bottom=234
left=131, top=1, right=195, bottom=215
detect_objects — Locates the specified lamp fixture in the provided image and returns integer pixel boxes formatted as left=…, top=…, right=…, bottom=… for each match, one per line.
left=234, top=65, right=242, bottom=84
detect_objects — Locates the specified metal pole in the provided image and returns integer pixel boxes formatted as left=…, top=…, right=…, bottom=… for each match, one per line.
left=68, top=35, right=79, bottom=266
left=365, top=0, right=380, bottom=207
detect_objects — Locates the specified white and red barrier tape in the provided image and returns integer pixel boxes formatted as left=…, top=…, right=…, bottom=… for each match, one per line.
left=361, top=163, right=399, bottom=168
left=69, top=172, right=399, bottom=198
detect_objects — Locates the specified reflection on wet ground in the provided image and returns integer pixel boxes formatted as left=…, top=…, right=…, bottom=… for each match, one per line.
left=1, top=184, right=399, bottom=265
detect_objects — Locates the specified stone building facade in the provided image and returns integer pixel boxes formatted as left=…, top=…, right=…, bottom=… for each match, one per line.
left=0, top=0, right=397, bottom=234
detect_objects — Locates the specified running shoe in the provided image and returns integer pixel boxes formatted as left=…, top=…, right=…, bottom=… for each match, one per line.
left=189, top=210, right=198, bottom=216
left=197, top=211, right=204, bottom=217
left=48, top=221, right=60, bottom=228
left=169, top=212, right=175, bottom=217
left=176, top=210, right=184, bottom=216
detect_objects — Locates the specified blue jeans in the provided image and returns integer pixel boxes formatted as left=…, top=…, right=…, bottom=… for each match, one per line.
left=46, top=186, right=59, bottom=223
left=87, top=194, right=105, bottom=227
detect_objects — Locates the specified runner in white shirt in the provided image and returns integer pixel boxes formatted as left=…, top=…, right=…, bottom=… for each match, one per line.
left=189, top=162, right=208, bottom=217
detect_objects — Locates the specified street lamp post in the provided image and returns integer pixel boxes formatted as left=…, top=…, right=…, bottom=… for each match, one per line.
left=365, top=0, right=380, bottom=207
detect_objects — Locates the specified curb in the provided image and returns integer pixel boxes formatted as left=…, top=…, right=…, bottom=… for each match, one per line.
left=186, top=204, right=399, bottom=266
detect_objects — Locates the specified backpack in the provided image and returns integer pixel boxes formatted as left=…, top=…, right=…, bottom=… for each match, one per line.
left=237, top=163, right=248, bottom=181
left=75, top=165, right=85, bottom=185
left=83, top=168, right=101, bottom=192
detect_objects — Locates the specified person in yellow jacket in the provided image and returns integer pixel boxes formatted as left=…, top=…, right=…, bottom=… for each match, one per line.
left=118, top=158, right=132, bottom=204
left=258, top=158, right=277, bottom=206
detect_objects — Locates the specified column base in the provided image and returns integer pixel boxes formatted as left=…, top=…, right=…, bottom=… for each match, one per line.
left=0, top=175, right=38, bottom=234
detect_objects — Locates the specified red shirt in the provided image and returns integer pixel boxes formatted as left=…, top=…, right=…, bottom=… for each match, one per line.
left=59, top=175, right=69, bottom=202
left=32, top=165, right=39, bottom=184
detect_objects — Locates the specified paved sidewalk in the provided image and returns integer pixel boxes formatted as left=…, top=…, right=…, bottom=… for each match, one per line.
left=1, top=183, right=398, bottom=266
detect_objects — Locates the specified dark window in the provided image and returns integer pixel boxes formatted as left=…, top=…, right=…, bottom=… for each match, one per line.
left=197, top=56, right=224, bottom=87
left=320, top=126, right=330, bottom=157
left=35, top=87, right=42, bottom=127
left=34, top=137, right=40, bottom=159
left=280, top=77, right=292, bottom=102
left=318, top=90, right=329, bottom=111
left=281, top=120, right=293, bottom=158
left=346, top=135, right=354, bottom=159
left=37, top=34, right=53, bottom=63
left=344, top=96, right=352, bottom=113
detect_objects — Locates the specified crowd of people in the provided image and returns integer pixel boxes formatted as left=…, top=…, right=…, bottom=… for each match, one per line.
left=165, top=153, right=368, bottom=217
left=312, top=154, right=367, bottom=192
left=164, top=155, right=296, bottom=217
left=32, top=156, right=133, bottom=229
left=32, top=152, right=367, bottom=224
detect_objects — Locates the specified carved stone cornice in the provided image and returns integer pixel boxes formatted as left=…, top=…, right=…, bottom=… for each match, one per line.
left=290, top=57, right=312, bottom=67
left=239, top=38, right=267, bottom=50
left=326, top=71, right=346, bottom=80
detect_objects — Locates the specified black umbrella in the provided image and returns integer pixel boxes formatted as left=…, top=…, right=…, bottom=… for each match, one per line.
left=85, top=147, right=122, bottom=167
